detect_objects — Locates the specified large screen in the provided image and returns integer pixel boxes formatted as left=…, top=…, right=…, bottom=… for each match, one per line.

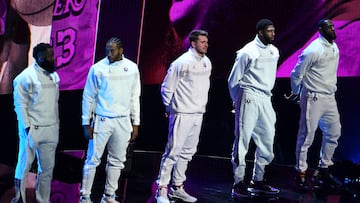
left=138, top=0, right=360, bottom=84
left=0, top=0, right=99, bottom=94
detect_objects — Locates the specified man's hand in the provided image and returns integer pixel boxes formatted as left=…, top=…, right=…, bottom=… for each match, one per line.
left=83, top=125, right=94, bottom=140
left=284, top=92, right=300, bottom=103
left=130, top=125, right=139, bottom=142
left=25, top=127, right=30, bottom=134
left=164, top=105, right=171, bottom=118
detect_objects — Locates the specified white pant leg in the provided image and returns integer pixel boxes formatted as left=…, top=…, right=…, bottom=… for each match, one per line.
left=104, top=117, right=131, bottom=195
left=34, top=125, right=59, bottom=203
left=157, top=114, right=202, bottom=186
left=296, top=92, right=323, bottom=172
left=172, top=114, right=203, bottom=186
left=318, top=95, right=341, bottom=168
left=232, top=91, right=259, bottom=183
left=14, top=126, right=37, bottom=203
left=80, top=116, right=112, bottom=196
left=251, top=98, right=276, bottom=181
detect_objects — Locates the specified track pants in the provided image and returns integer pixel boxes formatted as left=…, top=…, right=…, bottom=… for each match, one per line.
left=157, top=113, right=203, bottom=187
left=80, top=116, right=132, bottom=196
left=13, top=124, right=59, bottom=203
left=295, top=90, right=341, bottom=172
left=232, top=90, right=276, bottom=183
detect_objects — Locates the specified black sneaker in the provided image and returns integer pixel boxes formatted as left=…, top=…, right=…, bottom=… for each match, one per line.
left=231, top=181, right=249, bottom=198
left=296, top=171, right=309, bottom=191
left=247, top=180, right=280, bottom=196
left=312, top=168, right=342, bottom=190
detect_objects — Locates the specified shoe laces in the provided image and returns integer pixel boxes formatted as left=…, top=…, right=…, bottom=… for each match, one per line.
left=171, top=185, right=191, bottom=196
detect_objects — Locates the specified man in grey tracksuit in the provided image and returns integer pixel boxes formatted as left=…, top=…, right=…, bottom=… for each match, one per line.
left=228, top=19, right=280, bottom=198
left=289, top=18, right=342, bottom=190
left=79, top=37, right=140, bottom=203
left=12, top=43, right=59, bottom=203
left=155, top=30, right=212, bottom=203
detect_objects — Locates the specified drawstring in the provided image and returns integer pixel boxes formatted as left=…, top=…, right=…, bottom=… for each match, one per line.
left=313, top=93, right=318, bottom=101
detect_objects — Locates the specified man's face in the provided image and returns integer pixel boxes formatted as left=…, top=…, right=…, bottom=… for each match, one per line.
left=40, top=48, right=55, bottom=73
left=106, top=42, right=123, bottom=63
left=259, top=25, right=275, bottom=45
left=320, top=20, right=336, bottom=42
left=191, top=35, right=208, bottom=56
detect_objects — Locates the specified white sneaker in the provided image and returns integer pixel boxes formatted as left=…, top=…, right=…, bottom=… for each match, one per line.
left=169, top=186, right=197, bottom=202
left=155, top=187, right=170, bottom=203
left=100, top=194, right=119, bottom=203
left=79, top=196, right=93, bottom=203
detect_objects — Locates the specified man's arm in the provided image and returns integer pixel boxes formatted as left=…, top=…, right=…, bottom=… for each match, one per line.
left=82, top=67, right=97, bottom=126
left=130, top=67, right=141, bottom=142
left=290, top=49, right=316, bottom=95
left=82, top=66, right=97, bottom=139
left=130, top=68, right=141, bottom=126
left=228, top=52, right=249, bottom=101
left=13, top=74, right=31, bottom=130
left=161, top=62, right=181, bottom=113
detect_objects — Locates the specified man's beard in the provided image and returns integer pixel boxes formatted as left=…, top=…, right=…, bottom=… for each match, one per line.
left=265, top=37, right=274, bottom=45
left=323, top=32, right=336, bottom=42
left=40, top=60, right=55, bottom=73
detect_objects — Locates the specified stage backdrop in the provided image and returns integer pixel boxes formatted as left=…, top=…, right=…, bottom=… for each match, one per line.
left=138, top=0, right=360, bottom=84
left=0, top=0, right=99, bottom=94
left=52, top=0, right=100, bottom=90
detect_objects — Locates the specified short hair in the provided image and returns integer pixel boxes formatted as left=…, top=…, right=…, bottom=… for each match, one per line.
left=33, top=43, right=51, bottom=60
left=188, top=30, right=208, bottom=43
left=317, top=18, right=331, bottom=29
left=256, top=19, right=274, bottom=32
left=107, top=37, right=123, bottom=49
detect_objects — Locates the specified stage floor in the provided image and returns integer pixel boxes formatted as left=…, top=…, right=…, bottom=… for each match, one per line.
left=0, top=151, right=359, bottom=203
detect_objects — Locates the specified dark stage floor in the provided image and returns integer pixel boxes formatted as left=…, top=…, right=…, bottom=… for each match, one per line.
left=0, top=151, right=359, bottom=203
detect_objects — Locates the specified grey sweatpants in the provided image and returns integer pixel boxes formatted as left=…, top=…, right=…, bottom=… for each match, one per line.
left=232, top=89, right=276, bottom=183
left=157, top=113, right=203, bottom=187
left=295, top=89, right=341, bottom=172
left=80, top=115, right=132, bottom=196
left=13, top=124, right=59, bottom=203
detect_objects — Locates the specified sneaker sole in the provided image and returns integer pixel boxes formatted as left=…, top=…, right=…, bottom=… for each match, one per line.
left=155, top=196, right=171, bottom=203
left=248, top=189, right=280, bottom=196
left=249, top=192, right=279, bottom=197
left=231, top=191, right=249, bottom=198
left=168, top=194, right=197, bottom=202
left=249, top=194, right=279, bottom=200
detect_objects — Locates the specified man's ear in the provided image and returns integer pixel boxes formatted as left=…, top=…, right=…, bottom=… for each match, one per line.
left=258, top=30, right=264, bottom=37
left=190, top=41, right=196, bottom=48
left=318, top=26, right=323, bottom=33
left=37, top=53, right=44, bottom=63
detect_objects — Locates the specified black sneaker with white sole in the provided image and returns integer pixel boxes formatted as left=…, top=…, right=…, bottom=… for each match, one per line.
left=247, top=180, right=280, bottom=196
left=312, top=168, right=342, bottom=191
